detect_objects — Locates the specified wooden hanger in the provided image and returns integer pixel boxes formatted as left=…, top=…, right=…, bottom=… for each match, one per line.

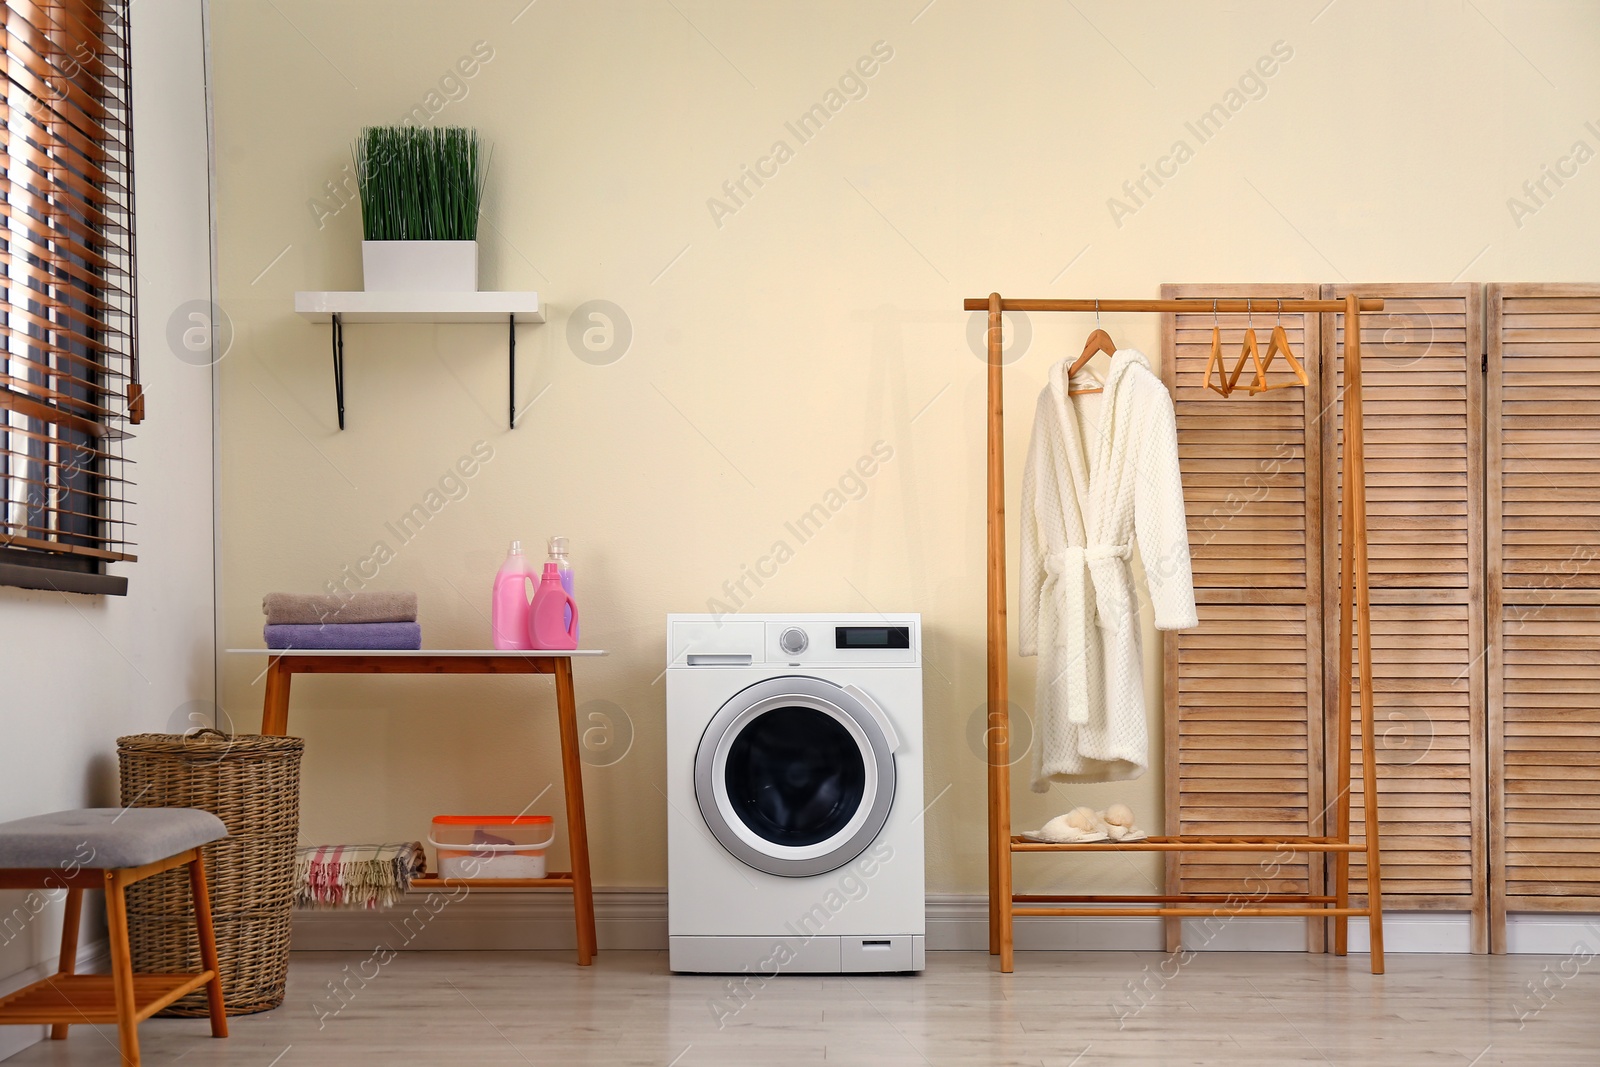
left=1248, top=302, right=1309, bottom=392
left=1203, top=301, right=1232, bottom=397
left=1068, top=302, right=1112, bottom=396
left=1225, top=300, right=1264, bottom=395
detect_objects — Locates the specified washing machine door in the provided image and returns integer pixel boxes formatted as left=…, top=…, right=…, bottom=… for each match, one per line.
left=694, top=675, right=898, bottom=878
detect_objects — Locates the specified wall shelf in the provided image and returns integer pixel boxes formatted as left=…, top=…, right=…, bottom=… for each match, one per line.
left=293, top=291, right=545, bottom=429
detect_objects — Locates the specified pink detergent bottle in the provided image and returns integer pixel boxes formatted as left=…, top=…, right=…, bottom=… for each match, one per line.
left=529, top=562, right=580, bottom=650
left=491, top=540, right=536, bottom=650
left=547, top=536, right=577, bottom=641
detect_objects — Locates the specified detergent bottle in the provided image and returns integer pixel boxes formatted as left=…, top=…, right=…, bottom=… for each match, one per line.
left=529, top=563, right=580, bottom=650
left=547, top=536, right=577, bottom=640
left=491, top=540, right=536, bottom=650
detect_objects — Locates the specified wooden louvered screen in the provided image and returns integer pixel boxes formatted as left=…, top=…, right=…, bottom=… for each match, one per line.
left=1322, top=284, right=1487, bottom=951
left=1488, top=283, right=1600, bottom=950
left=1159, top=283, right=1325, bottom=951
left=0, top=0, right=139, bottom=573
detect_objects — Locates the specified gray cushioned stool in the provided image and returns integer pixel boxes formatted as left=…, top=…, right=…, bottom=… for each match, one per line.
left=0, top=808, right=229, bottom=1065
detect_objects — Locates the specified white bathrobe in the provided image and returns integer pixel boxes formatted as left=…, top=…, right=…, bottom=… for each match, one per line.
left=1019, top=348, right=1198, bottom=787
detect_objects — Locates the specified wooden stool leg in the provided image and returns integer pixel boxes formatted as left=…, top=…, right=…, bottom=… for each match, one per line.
left=188, top=853, right=229, bottom=1038
left=50, top=887, right=83, bottom=1040
left=554, top=658, right=597, bottom=965
left=104, top=871, right=141, bottom=1067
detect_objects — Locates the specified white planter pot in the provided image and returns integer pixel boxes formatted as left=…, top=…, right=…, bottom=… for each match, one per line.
left=361, top=240, right=478, bottom=292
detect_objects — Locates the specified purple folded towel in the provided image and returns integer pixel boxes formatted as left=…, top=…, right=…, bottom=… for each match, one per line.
left=264, top=622, right=422, bottom=650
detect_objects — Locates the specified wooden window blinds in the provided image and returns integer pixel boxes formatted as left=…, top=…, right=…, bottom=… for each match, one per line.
left=0, top=0, right=139, bottom=589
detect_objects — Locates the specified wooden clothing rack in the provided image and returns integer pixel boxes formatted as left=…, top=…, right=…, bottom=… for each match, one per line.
left=963, top=294, right=1389, bottom=974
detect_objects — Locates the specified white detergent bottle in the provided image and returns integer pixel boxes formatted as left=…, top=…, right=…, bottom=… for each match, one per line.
left=547, top=536, right=578, bottom=642
left=491, top=540, right=536, bottom=650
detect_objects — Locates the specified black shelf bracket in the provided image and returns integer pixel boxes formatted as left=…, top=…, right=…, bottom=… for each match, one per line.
left=325, top=312, right=524, bottom=431
left=331, top=312, right=345, bottom=430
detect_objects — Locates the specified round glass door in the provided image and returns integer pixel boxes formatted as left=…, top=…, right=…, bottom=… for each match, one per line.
left=695, top=676, right=897, bottom=877
left=724, top=705, right=866, bottom=847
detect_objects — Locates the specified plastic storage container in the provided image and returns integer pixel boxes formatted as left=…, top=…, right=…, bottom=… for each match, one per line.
left=429, top=814, right=556, bottom=880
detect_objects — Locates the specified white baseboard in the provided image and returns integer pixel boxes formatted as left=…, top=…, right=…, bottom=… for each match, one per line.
left=292, top=889, right=666, bottom=952
left=933, top=897, right=1473, bottom=954
left=1346, top=913, right=1476, bottom=954
left=926, top=894, right=1164, bottom=950
left=1505, top=914, right=1600, bottom=954
left=294, top=890, right=1478, bottom=956
left=0, top=939, right=108, bottom=1062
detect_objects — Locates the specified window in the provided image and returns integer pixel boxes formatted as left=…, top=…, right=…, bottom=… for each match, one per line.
left=0, top=0, right=138, bottom=595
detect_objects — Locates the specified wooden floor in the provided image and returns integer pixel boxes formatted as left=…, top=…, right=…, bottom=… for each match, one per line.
left=3, top=949, right=1593, bottom=1065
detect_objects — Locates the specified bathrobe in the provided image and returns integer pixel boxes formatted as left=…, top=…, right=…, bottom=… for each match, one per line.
left=1019, top=348, right=1198, bottom=787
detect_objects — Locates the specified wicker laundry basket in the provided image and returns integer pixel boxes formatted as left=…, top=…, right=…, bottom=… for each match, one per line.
left=117, top=730, right=303, bottom=1016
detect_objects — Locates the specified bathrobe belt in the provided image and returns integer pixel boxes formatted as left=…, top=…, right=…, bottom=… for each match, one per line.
left=1044, top=542, right=1133, bottom=725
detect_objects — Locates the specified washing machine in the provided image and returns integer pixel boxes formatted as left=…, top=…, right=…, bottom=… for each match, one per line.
left=666, top=613, right=925, bottom=974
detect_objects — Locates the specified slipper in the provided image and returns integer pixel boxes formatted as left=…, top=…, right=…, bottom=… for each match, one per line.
left=1101, top=803, right=1148, bottom=843
left=1020, top=824, right=1109, bottom=844
left=1022, top=806, right=1109, bottom=844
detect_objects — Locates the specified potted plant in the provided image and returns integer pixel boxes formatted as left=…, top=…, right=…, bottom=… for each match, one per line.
left=354, top=125, right=489, bottom=292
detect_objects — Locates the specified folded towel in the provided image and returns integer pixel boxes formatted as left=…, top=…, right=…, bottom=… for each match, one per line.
left=263, top=591, right=418, bottom=626
left=265, top=622, right=422, bottom=650
left=295, top=842, right=425, bottom=910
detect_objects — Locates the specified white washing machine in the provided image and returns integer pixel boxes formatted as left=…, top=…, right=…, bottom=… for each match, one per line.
left=666, top=613, right=925, bottom=974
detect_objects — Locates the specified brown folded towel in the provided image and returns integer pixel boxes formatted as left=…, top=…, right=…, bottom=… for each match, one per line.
left=263, top=591, right=418, bottom=626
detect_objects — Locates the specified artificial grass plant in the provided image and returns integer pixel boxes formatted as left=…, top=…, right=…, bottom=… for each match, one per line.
left=354, top=125, right=489, bottom=242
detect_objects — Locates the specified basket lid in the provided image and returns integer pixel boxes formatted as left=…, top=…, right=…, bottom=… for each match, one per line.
left=117, top=731, right=305, bottom=753
left=432, top=814, right=553, bottom=825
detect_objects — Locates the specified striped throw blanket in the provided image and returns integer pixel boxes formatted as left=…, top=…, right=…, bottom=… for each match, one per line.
left=295, top=842, right=425, bottom=910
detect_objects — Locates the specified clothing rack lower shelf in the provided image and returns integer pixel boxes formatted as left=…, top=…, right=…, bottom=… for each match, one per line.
left=1010, top=835, right=1366, bottom=853
left=1015, top=894, right=1338, bottom=903
left=1011, top=905, right=1374, bottom=918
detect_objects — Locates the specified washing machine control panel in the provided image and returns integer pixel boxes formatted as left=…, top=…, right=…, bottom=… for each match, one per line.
left=764, top=618, right=918, bottom=666
left=667, top=615, right=920, bottom=668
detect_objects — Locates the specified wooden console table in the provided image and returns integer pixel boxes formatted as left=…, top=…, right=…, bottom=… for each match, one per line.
left=229, top=649, right=607, bottom=966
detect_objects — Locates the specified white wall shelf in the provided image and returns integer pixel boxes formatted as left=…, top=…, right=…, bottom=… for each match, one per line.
left=293, top=291, right=544, bottom=429
left=294, top=290, right=543, bottom=323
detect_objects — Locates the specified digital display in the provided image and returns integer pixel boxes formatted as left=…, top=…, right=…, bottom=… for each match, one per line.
left=836, top=626, right=911, bottom=650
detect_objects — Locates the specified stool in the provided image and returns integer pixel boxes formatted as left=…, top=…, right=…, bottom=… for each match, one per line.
left=0, top=808, right=229, bottom=1065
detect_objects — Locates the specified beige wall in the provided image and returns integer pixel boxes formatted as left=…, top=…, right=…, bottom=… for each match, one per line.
left=211, top=0, right=1600, bottom=897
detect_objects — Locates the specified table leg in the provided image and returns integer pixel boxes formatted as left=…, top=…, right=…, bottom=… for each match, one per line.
left=554, top=658, right=596, bottom=965
left=261, top=659, right=292, bottom=736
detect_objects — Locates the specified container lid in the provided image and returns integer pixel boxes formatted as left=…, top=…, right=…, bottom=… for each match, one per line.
left=432, top=814, right=553, bottom=825
left=548, top=536, right=568, bottom=557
